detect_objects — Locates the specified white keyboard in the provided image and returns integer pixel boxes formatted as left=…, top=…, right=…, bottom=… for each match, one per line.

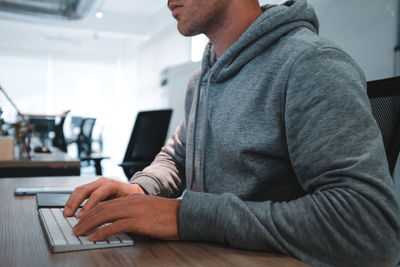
left=38, top=208, right=134, bottom=253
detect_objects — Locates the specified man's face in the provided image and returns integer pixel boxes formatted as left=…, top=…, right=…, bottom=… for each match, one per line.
left=167, top=0, right=230, bottom=37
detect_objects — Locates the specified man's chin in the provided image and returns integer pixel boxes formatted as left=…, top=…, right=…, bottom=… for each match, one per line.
left=177, top=24, right=202, bottom=37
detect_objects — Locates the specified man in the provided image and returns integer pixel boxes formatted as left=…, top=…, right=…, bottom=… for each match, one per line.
left=63, top=0, right=400, bottom=266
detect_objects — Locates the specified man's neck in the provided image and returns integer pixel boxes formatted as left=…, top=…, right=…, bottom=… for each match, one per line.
left=206, top=2, right=262, bottom=58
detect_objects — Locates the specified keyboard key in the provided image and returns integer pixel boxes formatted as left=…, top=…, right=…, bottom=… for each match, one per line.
left=117, top=233, right=134, bottom=244
left=107, top=235, right=121, bottom=244
left=77, top=235, right=93, bottom=245
left=66, top=216, right=78, bottom=227
left=74, top=208, right=82, bottom=217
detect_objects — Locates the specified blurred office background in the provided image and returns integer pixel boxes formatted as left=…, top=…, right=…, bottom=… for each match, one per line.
left=0, top=0, right=397, bottom=178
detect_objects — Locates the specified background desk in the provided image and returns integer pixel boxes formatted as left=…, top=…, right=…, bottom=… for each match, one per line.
left=0, top=149, right=80, bottom=177
left=0, top=176, right=309, bottom=267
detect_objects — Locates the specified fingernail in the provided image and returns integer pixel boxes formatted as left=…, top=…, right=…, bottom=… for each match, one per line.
left=63, top=207, right=69, bottom=215
left=88, top=233, right=96, bottom=242
left=78, top=211, right=85, bottom=218
left=73, top=225, right=79, bottom=235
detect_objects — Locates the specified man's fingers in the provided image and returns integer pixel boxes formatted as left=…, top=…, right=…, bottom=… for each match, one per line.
left=78, top=185, right=115, bottom=218
left=88, top=219, right=133, bottom=242
left=71, top=194, right=180, bottom=241
left=73, top=199, right=126, bottom=236
left=63, top=179, right=102, bottom=216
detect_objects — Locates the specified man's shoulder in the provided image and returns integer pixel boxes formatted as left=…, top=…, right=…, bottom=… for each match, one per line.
left=183, top=68, right=202, bottom=115
left=188, top=68, right=202, bottom=86
left=267, top=27, right=355, bottom=72
left=186, top=68, right=202, bottom=97
left=276, top=28, right=344, bottom=57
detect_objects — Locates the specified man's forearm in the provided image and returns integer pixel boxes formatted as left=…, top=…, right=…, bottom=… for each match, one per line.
left=178, top=189, right=400, bottom=267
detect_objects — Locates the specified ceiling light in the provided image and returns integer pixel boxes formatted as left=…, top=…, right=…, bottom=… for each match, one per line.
left=95, top=11, right=103, bottom=19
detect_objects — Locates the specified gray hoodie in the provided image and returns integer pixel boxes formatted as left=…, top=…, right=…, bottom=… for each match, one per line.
left=131, top=0, right=400, bottom=266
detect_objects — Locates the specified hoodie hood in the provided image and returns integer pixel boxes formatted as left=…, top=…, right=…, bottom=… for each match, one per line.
left=201, top=0, right=319, bottom=83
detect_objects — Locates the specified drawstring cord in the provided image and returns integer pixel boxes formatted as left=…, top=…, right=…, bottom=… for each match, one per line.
left=189, top=71, right=213, bottom=191
left=189, top=71, right=205, bottom=190
left=200, top=74, right=213, bottom=192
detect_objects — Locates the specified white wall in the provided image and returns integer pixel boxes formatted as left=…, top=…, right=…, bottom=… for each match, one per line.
left=259, top=0, right=398, bottom=81
left=0, top=51, right=47, bottom=120
left=309, top=0, right=397, bottom=81
left=135, top=24, right=191, bottom=111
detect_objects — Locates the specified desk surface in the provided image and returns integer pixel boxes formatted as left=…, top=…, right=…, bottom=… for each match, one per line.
left=1, top=176, right=309, bottom=267
left=0, top=148, right=80, bottom=168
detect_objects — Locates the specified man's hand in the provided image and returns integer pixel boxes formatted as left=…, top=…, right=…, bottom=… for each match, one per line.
left=63, top=177, right=145, bottom=218
left=72, top=194, right=181, bottom=241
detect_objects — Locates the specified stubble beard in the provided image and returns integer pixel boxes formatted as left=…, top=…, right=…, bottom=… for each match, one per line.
left=176, top=16, right=205, bottom=37
left=175, top=3, right=227, bottom=38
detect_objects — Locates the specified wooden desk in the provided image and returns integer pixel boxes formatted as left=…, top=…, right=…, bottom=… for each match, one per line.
left=0, top=176, right=309, bottom=267
left=0, top=148, right=80, bottom=178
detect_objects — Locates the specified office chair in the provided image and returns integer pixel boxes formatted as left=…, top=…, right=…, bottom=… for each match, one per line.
left=120, top=109, right=173, bottom=178
left=77, top=117, right=96, bottom=158
left=52, top=110, right=70, bottom=152
left=367, top=76, right=400, bottom=176
left=69, top=117, right=107, bottom=176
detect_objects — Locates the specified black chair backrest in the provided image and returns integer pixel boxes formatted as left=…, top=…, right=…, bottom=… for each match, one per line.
left=52, top=110, right=70, bottom=152
left=77, top=117, right=96, bottom=158
left=28, top=117, right=56, bottom=142
left=70, top=116, right=83, bottom=139
left=367, top=76, right=400, bottom=175
left=123, top=109, right=172, bottom=164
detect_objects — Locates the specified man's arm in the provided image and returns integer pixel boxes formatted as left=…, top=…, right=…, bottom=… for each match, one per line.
left=177, top=47, right=400, bottom=266
left=130, top=69, right=200, bottom=197
left=64, top=72, right=199, bottom=239
left=129, top=121, right=187, bottom=197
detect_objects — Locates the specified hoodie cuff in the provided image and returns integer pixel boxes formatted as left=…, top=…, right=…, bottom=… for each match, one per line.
left=178, top=190, right=220, bottom=241
left=129, top=174, right=161, bottom=196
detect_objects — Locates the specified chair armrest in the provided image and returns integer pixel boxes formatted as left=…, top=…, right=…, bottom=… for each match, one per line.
left=119, top=161, right=151, bottom=167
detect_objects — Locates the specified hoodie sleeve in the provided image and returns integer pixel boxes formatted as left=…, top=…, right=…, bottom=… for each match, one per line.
left=129, top=121, right=187, bottom=197
left=129, top=70, right=200, bottom=197
left=178, top=47, right=400, bottom=266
